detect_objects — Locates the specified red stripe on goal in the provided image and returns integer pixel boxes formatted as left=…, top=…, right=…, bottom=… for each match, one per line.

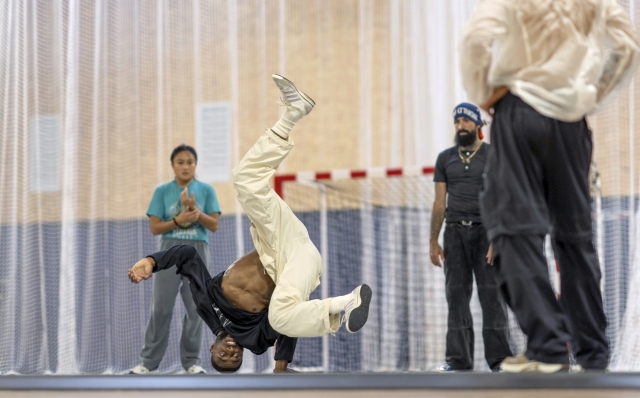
left=386, top=168, right=403, bottom=176
left=422, top=166, right=435, bottom=174
left=274, top=166, right=435, bottom=198
left=274, top=174, right=296, bottom=198
left=315, top=172, right=332, bottom=180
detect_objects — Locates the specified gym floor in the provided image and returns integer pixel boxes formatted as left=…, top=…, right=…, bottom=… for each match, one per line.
left=0, top=372, right=639, bottom=398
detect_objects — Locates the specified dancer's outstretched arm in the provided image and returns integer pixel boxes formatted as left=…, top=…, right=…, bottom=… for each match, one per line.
left=128, top=244, right=203, bottom=282
left=128, top=245, right=225, bottom=335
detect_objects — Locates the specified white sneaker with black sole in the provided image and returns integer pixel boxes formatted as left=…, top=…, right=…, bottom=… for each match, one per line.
left=272, top=74, right=315, bottom=118
left=186, top=365, right=207, bottom=374
left=129, top=364, right=158, bottom=375
left=342, top=284, right=372, bottom=333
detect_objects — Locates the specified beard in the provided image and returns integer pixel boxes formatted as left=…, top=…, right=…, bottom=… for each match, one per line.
left=455, top=128, right=478, bottom=147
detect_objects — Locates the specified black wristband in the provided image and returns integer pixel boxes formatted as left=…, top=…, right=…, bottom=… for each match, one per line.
left=173, top=217, right=179, bottom=227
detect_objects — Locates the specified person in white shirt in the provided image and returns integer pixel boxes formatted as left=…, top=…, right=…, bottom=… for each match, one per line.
left=459, top=0, right=639, bottom=373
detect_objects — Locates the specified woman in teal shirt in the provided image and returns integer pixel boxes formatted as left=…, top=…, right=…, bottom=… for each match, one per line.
left=130, top=144, right=221, bottom=374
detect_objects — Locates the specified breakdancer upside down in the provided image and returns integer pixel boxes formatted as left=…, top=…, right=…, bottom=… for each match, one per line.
left=129, top=75, right=372, bottom=373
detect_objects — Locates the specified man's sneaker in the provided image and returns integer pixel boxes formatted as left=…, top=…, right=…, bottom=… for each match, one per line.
left=272, top=74, right=315, bottom=118
left=186, top=365, right=207, bottom=374
left=436, top=364, right=456, bottom=373
left=343, top=284, right=372, bottom=333
left=129, top=364, right=158, bottom=375
left=500, top=354, right=569, bottom=373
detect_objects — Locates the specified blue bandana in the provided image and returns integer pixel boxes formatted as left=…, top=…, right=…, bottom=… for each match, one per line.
left=453, top=102, right=482, bottom=126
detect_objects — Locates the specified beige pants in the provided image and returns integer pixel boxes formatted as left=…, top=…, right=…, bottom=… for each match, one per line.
left=231, top=130, right=341, bottom=337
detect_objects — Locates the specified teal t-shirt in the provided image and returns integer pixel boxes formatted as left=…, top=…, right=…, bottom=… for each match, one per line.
left=147, top=179, right=221, bottom=243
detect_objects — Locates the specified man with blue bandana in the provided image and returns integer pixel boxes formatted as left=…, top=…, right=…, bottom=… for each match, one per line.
left=429, top=102, right=512, bottom=372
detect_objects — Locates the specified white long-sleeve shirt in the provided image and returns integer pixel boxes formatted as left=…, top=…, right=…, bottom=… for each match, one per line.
left=460, top=0, right=640, bottom=122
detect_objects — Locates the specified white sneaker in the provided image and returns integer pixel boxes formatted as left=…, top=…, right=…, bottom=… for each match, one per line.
left=129, top=364, right=158, bottom=375
left=186, top=365, right=207, bottom=374
left=435, top=364, right=456, bottom=373
left=342, top=284, right=372, bottom=333
left=272, top=74, right=315, bottom=118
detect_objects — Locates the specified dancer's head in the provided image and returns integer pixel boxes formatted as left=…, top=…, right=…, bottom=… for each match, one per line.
left=210, top=330, right=244, bottom=373
left=171, top=144, right=198, bottom=184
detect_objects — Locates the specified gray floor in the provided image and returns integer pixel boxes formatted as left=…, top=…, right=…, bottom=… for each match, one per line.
left=1, top=373, right=640, bottom=396
left=2, top=390, right=640, bottom=398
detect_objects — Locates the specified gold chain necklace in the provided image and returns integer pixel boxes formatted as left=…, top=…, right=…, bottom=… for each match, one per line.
left=458, top=146, right=479, bottom=164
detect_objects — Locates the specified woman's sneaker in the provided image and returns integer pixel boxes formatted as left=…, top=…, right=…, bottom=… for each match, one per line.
left=129, top=364, right=158, bottom=374
left=436, top=364, right=456, bottom=373
left=186, top=365, right=207, bottom=374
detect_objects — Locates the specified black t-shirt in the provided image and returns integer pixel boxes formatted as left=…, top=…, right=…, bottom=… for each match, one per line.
left=433, top=142, right=488, bottom=223
left=148, top=245, right=297, bottom=362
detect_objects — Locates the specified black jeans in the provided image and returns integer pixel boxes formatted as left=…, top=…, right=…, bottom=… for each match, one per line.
left=443, top=223, right=512, bottom=371
left=480, top=93, right=609, bottom=369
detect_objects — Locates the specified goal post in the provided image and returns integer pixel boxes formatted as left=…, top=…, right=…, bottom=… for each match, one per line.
left=274, top=161, right=632, bottom=372
left=275, top=166, right=436, bottom=199
left=275, top=165, right=527, bottom=372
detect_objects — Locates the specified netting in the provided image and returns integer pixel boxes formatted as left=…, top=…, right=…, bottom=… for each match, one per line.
left=277, top=164, right=640, bottom=371
left=591, top=0, right=640, bottom=372
left=0, top=0, right=251, bottom=375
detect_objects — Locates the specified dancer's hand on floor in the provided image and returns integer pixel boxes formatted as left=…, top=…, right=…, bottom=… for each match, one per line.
left=273, top=360, right=299, bottom=373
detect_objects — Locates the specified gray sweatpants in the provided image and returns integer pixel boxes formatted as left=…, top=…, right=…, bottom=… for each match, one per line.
left=140, top=238, right=212, bottom=370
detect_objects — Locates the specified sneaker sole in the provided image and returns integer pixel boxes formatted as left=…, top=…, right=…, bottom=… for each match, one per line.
left=537, top=363, right=569, bottom=373
left=272, top=74, right=315, bottom=108
left=501, top=362, right=568, bottom=373
left=500, top=362, right=539, bottom=373
left=346, top=284, right=372, bottom=333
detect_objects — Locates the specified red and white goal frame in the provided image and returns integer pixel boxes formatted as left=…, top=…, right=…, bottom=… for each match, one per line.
left=274, top=163, right=576, bottom=297
left=274, top=165, right=436, bottom=199
left=273, top=165, right=436, bottom=371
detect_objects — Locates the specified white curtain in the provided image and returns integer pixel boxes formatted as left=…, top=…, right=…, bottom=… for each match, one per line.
left=0, top=0, right=638, bottom=374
